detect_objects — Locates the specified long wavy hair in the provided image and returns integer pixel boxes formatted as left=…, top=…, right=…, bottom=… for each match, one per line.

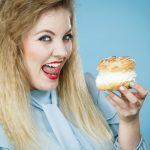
left=0, top=0, right=113, bottom=149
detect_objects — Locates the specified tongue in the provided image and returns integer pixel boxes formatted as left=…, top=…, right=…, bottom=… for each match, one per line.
left=42, top=66, right=60, bottom=74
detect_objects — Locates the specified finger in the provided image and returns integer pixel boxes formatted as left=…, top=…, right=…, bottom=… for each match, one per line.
left=132, top=92, right=145, bottom=102
left=113, top=92, right=142, bottom=109
left=114, top=90, right=128, bottom=101
left=106, top=92, right=129, bottom=110
left=106, top=95, right=139, bottom=117
left=121, top=92, right=141, bottom=108
left=119, top=86, right=140, bottom=105
left=104, top=91, right=141, bottom=122
left=121, top=93, right=128, bottom=101
left=130, top=82, right=148, bottom=99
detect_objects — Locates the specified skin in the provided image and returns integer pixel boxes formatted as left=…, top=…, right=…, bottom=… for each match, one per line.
left=105, top=83, right=148, bottom=149
left=21, top=5, right=148, bottom=150
left=22, top=7, right=73, bottom=90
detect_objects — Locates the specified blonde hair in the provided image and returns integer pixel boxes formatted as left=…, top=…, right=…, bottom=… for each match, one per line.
left=0, top=0, right=113, bottom=149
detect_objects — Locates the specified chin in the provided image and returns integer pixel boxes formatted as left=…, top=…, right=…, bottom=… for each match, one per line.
left=31, top=80, right=58, bottom=91
left=41, top=82, right=58, bottom=91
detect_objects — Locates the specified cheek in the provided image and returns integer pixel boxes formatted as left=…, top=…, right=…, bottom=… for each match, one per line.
left=23, top=41, right=49, bottom=66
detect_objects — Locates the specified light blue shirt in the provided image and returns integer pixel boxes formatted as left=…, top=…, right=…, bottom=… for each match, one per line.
left=0, top=73, right=150, bottom=150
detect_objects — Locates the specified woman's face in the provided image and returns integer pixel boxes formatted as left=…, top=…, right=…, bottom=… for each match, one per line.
left=22, top=8, right=73, bottom=90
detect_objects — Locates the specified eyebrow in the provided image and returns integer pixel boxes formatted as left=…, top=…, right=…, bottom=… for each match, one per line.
left=35, top=28, right=72, bottom=36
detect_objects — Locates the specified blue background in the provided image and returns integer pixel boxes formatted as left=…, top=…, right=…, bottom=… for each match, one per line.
left=76, top=0, right=150, bottom=143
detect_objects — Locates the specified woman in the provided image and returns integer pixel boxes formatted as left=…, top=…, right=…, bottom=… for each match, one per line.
left=0, top=0, right=149, bottom=150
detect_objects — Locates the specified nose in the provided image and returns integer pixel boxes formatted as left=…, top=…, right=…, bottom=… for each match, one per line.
left=52, top=40, right=68, bottom=59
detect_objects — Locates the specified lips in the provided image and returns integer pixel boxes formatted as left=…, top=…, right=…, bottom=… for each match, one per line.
left=42, top=61, right=62, bottom=80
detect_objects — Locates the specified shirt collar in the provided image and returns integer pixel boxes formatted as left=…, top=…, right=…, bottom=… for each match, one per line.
left=30, top=89, right=58, bottom=110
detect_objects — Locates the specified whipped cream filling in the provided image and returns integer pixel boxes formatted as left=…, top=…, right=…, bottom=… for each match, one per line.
left=96, top=71, right=136, bottom=86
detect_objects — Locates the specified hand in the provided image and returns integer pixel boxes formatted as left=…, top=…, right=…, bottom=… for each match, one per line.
left=104, top=82, right=148, bottom=123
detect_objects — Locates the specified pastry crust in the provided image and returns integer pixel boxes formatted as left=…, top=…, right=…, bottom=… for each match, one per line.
left=97, top=56, right=135, bottom=72
left=96, top=56, right=136, bottom=91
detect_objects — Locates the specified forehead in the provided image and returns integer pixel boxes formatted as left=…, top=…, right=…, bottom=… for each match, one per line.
left=30, top=7, right=71, bottom=34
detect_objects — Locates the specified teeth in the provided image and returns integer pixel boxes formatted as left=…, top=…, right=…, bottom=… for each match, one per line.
left=45, top=63, right=61, bottom=68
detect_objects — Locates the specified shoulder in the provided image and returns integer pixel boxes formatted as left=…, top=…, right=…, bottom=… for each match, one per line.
left=84, top=72, right=119, bottom=128
left=0, top=124, right=14, bottom=149
left=84, top=72, right=117, bottom=118
left=84, top=72, right=99, bottom=104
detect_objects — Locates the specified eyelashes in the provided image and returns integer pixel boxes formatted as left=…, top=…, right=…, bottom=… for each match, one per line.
left=38, top=33, right=73, bottom=42
left=38, top=35, right=51, bottom=42
left=63, top=33, right=73, bottom=41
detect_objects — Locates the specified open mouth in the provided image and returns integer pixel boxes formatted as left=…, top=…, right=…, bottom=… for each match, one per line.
left=42, top=62, right=62, bottom=80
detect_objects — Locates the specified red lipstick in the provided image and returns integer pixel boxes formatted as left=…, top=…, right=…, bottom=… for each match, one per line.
left=42, top=61, right=63, bottom=80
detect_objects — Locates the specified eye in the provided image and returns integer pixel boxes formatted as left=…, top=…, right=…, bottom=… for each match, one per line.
left=38, top=35, right=51, bottom=42
left=63, top=34, right=73, bottom=41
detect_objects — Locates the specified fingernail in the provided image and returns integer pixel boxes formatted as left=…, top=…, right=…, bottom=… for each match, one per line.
left=113, top=90, right=121, bottom=96
left=119, top=86, right=125, bottom=91
left=130, top=82, right=135, bottom=87
left=103, top=91, right=111, bottom=97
